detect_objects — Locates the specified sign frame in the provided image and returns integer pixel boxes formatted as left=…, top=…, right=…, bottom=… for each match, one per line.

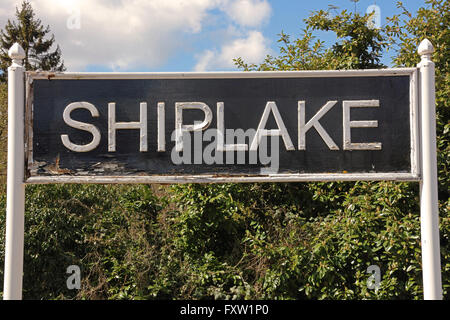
left=24, top=68, right=420, bottom=184
left=4, top=40, right=442, bottom=300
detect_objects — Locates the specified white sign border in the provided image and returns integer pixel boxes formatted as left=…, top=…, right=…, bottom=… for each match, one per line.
left=25, top=68, right=420, bottom=184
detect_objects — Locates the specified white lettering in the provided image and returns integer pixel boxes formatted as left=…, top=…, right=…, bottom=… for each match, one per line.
left=342, top=100, right=382, bottom=150
left=108, top=102, right=148, bottom=152
left=61, top=102, right=101, bottom=152
left=157, top=102, right=165, bottom=152
left=175, top=102, right=212, bottom=152
left=250, top=101, right=294, bottom=151
left=298, top=100, right=339, bottom=150
left=217, top=102, right=248, bottom=152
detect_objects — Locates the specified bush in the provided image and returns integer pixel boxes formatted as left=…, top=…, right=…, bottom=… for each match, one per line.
left=0, top=184, right=165, bottom=299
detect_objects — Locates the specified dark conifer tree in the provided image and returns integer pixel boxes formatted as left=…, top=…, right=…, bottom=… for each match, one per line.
left=0, top=1, right=65, bottom=81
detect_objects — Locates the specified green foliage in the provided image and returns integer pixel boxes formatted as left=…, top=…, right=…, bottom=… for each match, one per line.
left=163, top=181, right=450, bottom=299
left=241, top=182, right=425, bottom=299
left=306, top=9, right=387, bottom=69
left=0, top=1, right=65, bottom=82
left=0, top=184, right=165, bottom=299
left=234, top=9, right=387, bottom=71
left=0, top=0, right=448, bottom=300
left=229, top=1, right=450, bottom=300
left=386, top=0, right=449, bottom=204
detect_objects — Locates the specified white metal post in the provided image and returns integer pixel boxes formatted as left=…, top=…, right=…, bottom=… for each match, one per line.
left=3, top=43, right=26, bottom=300
left=417, top=39, right=442, bottom=300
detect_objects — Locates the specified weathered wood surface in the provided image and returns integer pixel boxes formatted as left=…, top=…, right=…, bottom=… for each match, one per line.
left=26, top=71, right=418, bottom=183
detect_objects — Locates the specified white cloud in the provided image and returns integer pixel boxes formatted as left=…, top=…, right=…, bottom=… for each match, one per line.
left=194, top=30, right=270, bottom=71
left=223, top=0, right=271, bottom=27
left=0, top=0, right=273, bottom=71
left=194, top=50, right=215, bottom=71
left=0, top=0, right=221, bottom=71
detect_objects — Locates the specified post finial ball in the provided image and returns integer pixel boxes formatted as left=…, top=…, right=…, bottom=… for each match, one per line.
left=418, top=39, right=434, bottom=56
left=8, top=43, right=25, bottom=61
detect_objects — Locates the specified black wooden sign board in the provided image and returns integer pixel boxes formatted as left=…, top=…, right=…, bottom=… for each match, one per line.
left=25, top=69, right=419, bottom=183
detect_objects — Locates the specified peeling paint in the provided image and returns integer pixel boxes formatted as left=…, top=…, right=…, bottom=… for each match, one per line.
left=25, top=69, right=420, bottom=183
left=41, top=155, right=74, bottom=175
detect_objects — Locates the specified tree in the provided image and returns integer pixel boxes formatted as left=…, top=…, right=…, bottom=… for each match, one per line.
left=235, top=9, right=387, bottom=72
left=229, top=2, right=448, bottom=299
left=385, top=0, right=449, bottom=207
left=0, top=1, right=65, bottom=82
left=0, top=0, right=448, bottom=300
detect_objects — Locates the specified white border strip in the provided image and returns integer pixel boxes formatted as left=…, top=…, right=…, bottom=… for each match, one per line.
left=410, top=69, right=421, bottom=178
left=25, top=68, right=420, bottom=183
left=27, top=173, right=419, bottom=184
left=27, top=68, right=417, bottom=80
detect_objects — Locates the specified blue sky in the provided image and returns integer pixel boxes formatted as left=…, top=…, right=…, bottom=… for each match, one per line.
left=159, top=0, right=427, bottom=72
left=0, top=0, right=428, bottom=72
left=265, top=0, right=425, bottom=68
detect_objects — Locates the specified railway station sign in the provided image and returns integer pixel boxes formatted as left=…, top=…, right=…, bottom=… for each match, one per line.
left=4, top=40, right=442, bottom=301
left=25, top=69, right=419, bottom=183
